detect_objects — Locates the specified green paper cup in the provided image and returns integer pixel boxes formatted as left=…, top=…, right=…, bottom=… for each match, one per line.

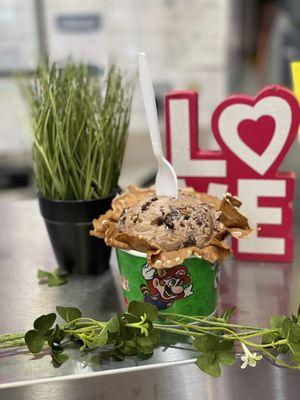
left=116, top=249, right=219, bottom=321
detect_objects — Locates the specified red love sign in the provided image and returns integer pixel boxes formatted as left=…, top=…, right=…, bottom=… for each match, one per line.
left=166, top=85, right=300, bottom=262
left=212, top=86, right=299, bottom=177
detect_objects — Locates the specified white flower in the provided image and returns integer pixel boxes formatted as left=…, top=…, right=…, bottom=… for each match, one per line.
left=240, top=343, right=263, bottom=369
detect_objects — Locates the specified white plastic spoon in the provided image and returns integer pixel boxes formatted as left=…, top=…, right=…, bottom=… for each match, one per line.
left=138, top=52, right=178, bottom=198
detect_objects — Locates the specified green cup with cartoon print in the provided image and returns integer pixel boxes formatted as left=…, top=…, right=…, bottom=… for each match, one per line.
left=116, top=249, right=219, bottom=320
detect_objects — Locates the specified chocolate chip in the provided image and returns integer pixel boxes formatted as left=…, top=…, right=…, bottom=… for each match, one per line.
left=141, top=200, right=152, bottom=212
left=183, top=235, right=196, bottom=247
left=196, top=218, right=203, bottom=227
left=183, top=215, right=190, bottom=220
left=151, top=216, right=164, bottom=226
left=164, top=209, right=180, bottom=230
left=151, top=196, right=158, bottom=202
left=164, top=218, right=174, bottom=230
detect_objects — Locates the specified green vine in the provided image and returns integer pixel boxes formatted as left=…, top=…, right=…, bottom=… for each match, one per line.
left=1, top=301, right=300, bottom=377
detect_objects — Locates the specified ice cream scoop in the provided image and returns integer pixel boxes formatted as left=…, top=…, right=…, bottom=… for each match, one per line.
left=91, top=186, right=252, bottom=268
left=116, top=192, right=223, bottom=252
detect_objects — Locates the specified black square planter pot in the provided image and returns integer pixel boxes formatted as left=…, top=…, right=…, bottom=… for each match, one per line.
left=38, top=189, right=118, bottom=275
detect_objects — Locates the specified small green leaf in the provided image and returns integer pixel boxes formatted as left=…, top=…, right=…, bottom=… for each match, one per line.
left=290, top=346, right=300, bottom=363
left=136, top=331, right=160, bottom=354
left=34, top=313, right=56, bottom=334
left=193, top=335, right=219, bottom=353
left=262, top=333, right=276, bottom=346
left=37, top=269, right=49, bottom=279
left=95, top=328, right=108, bottom=347
left=194, top=337, right=235, bottom=369
left=270, top=315, right=286, bottom=330
left=289, top=322, right=300, bottom=343
left=119, top=325, right=135, bottom=341
left=215, top=341, right=235, bottom=366
left=119, top=339, right=137, bottom=355
left=25, top=330, right=45, bottom=354
left=37, top=269, right=68, bottom=287
left=48, top=274, right=67, bottom=287
left=217, top=351, right=235, bottom=366
left=128, top=301, right=158, bottom=322
left=279, top=318, right=300, bottom=341
left=56, top=306, right=81, bottom=322
left=280, top=318, right=291, bottom=338
left=51, top=350, right=69, bottom=365
left=289, top=341, right=300, bottom=355
left=216, top=340, right=233, bottom=351
left=107, top=316, right=120, bottom=333
left=196, top=353, right=221, bottom=377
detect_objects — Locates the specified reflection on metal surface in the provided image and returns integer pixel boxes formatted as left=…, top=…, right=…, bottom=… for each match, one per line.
left=0, top=201, right=300, bottom=399
left=2, top=359, right=300, bottom=400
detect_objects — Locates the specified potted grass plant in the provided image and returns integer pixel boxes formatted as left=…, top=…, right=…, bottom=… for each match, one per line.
left=28, top=62, right=133, bottom=274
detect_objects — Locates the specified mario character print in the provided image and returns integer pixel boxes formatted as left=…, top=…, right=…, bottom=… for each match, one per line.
left=140, top=264, right=193, bottom=310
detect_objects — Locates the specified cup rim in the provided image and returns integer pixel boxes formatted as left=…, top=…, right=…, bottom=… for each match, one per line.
left=117, top=248, right=215, bottom=262
left=119, top=249, right=146, bottom=257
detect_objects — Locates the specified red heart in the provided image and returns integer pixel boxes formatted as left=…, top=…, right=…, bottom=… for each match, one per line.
left=237, top=115, right=275, bottom=156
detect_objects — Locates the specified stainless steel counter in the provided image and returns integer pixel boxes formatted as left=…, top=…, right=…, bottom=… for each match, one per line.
left=0, top=200, right=300, bottom=399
